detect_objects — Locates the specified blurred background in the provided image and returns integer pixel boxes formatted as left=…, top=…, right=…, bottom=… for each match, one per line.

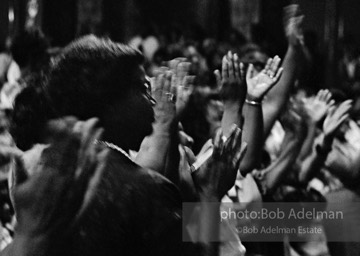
left=1, top=0, right=360, bottom=88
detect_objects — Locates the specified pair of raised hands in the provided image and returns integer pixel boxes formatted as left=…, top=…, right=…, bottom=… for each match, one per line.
left=179, top=125, right=247, bottom=201
left=291, top=89, right=352, bottom=138
left=151, top=58, right=194, bottom=129
left=214, top=51, right=283, bottom=104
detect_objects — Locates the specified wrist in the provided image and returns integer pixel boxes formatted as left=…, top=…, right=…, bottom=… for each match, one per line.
left=246, top=94, right=263, bottom=102
left=153, top=119, right=178, bottom=135
left=223, top=100, right=241, bottom=110
left=245, top=98, right=262, bottom=107
left=315, top=133, right=333, bottom=155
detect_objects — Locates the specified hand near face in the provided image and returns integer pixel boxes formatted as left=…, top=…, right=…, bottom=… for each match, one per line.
left=246, top=56, right=283, bottom=101
left=13, top=117, right=109, bottom=242
left=152, top=71, right=177, bottom=129
left=214, top=51, right=247, bottom=105
left=168, top=59, right=194, bottom=118
left=323, top=100, right=352, bottom=137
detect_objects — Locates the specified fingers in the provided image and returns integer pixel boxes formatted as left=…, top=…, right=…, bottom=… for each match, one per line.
left=263, top=56, right=282, bottom=80
left=223, top=124, right=238, bottom=150
left=233, top=143, right=248, bottom=170
left=272, top=67, right=284, bottom=85
left=222, top=56, right=228, bottom=81
left=328, top=99, right=335, bottom=108
left=214, top=70, right=222, bottom=89
left=337, top=114, right=350, bottom=127
left=239, top=62, right=245, bottom=81
left=233, top=54, right=240, bottom=80
left=162, top=71, right=172, bottom=96
left=227, top=51, right=234, bottom=79
left=264, top=58, right=273, bottom=75
left=334, top=100, right=353, bottom=118
left=177, top=62, right=191, bottom=81
left=323, top=90, right=330, bottom=102
left=153, top=73, right=165, bottom=101
left=269, top=56, right=281, bottom=77
left=183, top=75, right=195, bottom=89
left=184, top=146, right=197, bottom=165
left=222, top=125, right=243, bottom=169
left=160, top=71, right=176, bottom=103
left=213, top=128, right=223, bottom=157
left=179, top=130, right=194, bottom=148
left=316, top=89, right=332, bottom=103
left=246, top=63, right=255, bottom=81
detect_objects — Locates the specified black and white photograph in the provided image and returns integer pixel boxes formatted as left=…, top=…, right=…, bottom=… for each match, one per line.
left=0, top=0, right=360, bottom=255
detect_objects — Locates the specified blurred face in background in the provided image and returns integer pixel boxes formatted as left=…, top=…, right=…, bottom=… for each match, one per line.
left=325, top=119, right=360, bottom=186
left=184, top=45, right=208, bottom=76
left=241, top=50, right=268, bottom=76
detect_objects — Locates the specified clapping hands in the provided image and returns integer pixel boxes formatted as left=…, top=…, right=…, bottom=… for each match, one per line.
left=152, top=59, right=194, bottom=129
left=191, top=125, right=246, bottom=200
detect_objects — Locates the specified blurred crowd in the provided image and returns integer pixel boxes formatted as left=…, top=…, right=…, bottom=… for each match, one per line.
left=0, top=4, right=359, bottom=256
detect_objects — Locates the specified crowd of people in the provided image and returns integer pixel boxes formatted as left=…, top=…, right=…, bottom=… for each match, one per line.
left=0, top=3, right=359, bottom=256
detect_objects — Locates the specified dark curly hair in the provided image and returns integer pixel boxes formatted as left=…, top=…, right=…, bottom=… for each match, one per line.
left=11, top=35, right=145, bottom=151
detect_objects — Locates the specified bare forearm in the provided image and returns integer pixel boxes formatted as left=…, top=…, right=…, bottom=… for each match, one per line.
left=263, top=135, right=302, bottom=192
left=240, top=103, right=263, bottom=175
left=164, top=127, right=181, bottom=185
left=221, top=102, right=243, bottom=138
left=299, top=134, right=332, bottom=183
left=298, top=122, right=317, bottom=161
left=263, top=46, right=300, bottom=137
left=135, top=126, right=171, bottom=173
left=198, top=196, right=220, bottom=256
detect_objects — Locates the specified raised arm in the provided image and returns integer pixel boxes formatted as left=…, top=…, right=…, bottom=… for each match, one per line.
left=261, top=109, right=306, bottom=194
left=214, top=52, right=246, bottom=138
left=297, top=89, right=335, bottom=161
left=299, top=100, right=352, bottom=183
left=263, top=4, right=304, bottom=138
left=241, top=56, right=283, bottom=174
left=135, top=71, right=177, bottom=173
left=190, top=126, right=245, bottom=256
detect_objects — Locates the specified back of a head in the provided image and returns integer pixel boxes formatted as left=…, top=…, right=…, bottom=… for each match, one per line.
left=11, top=36, right=153, bottom=255
left=10, top=28, right=50, bottom=71
left=46, top=35, right=144, bottom=118
left=11, top=35, right=144, bottom=151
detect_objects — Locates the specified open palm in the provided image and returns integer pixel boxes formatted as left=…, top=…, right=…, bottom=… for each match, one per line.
left=303, top=89, right=334, bottom=123
left=323, top=100, right=352, bottom=136
left=246, top=56, right=283, bottom=101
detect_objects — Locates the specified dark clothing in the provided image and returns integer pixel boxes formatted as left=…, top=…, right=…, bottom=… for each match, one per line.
left=66, top=150, right=183, bottom=256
